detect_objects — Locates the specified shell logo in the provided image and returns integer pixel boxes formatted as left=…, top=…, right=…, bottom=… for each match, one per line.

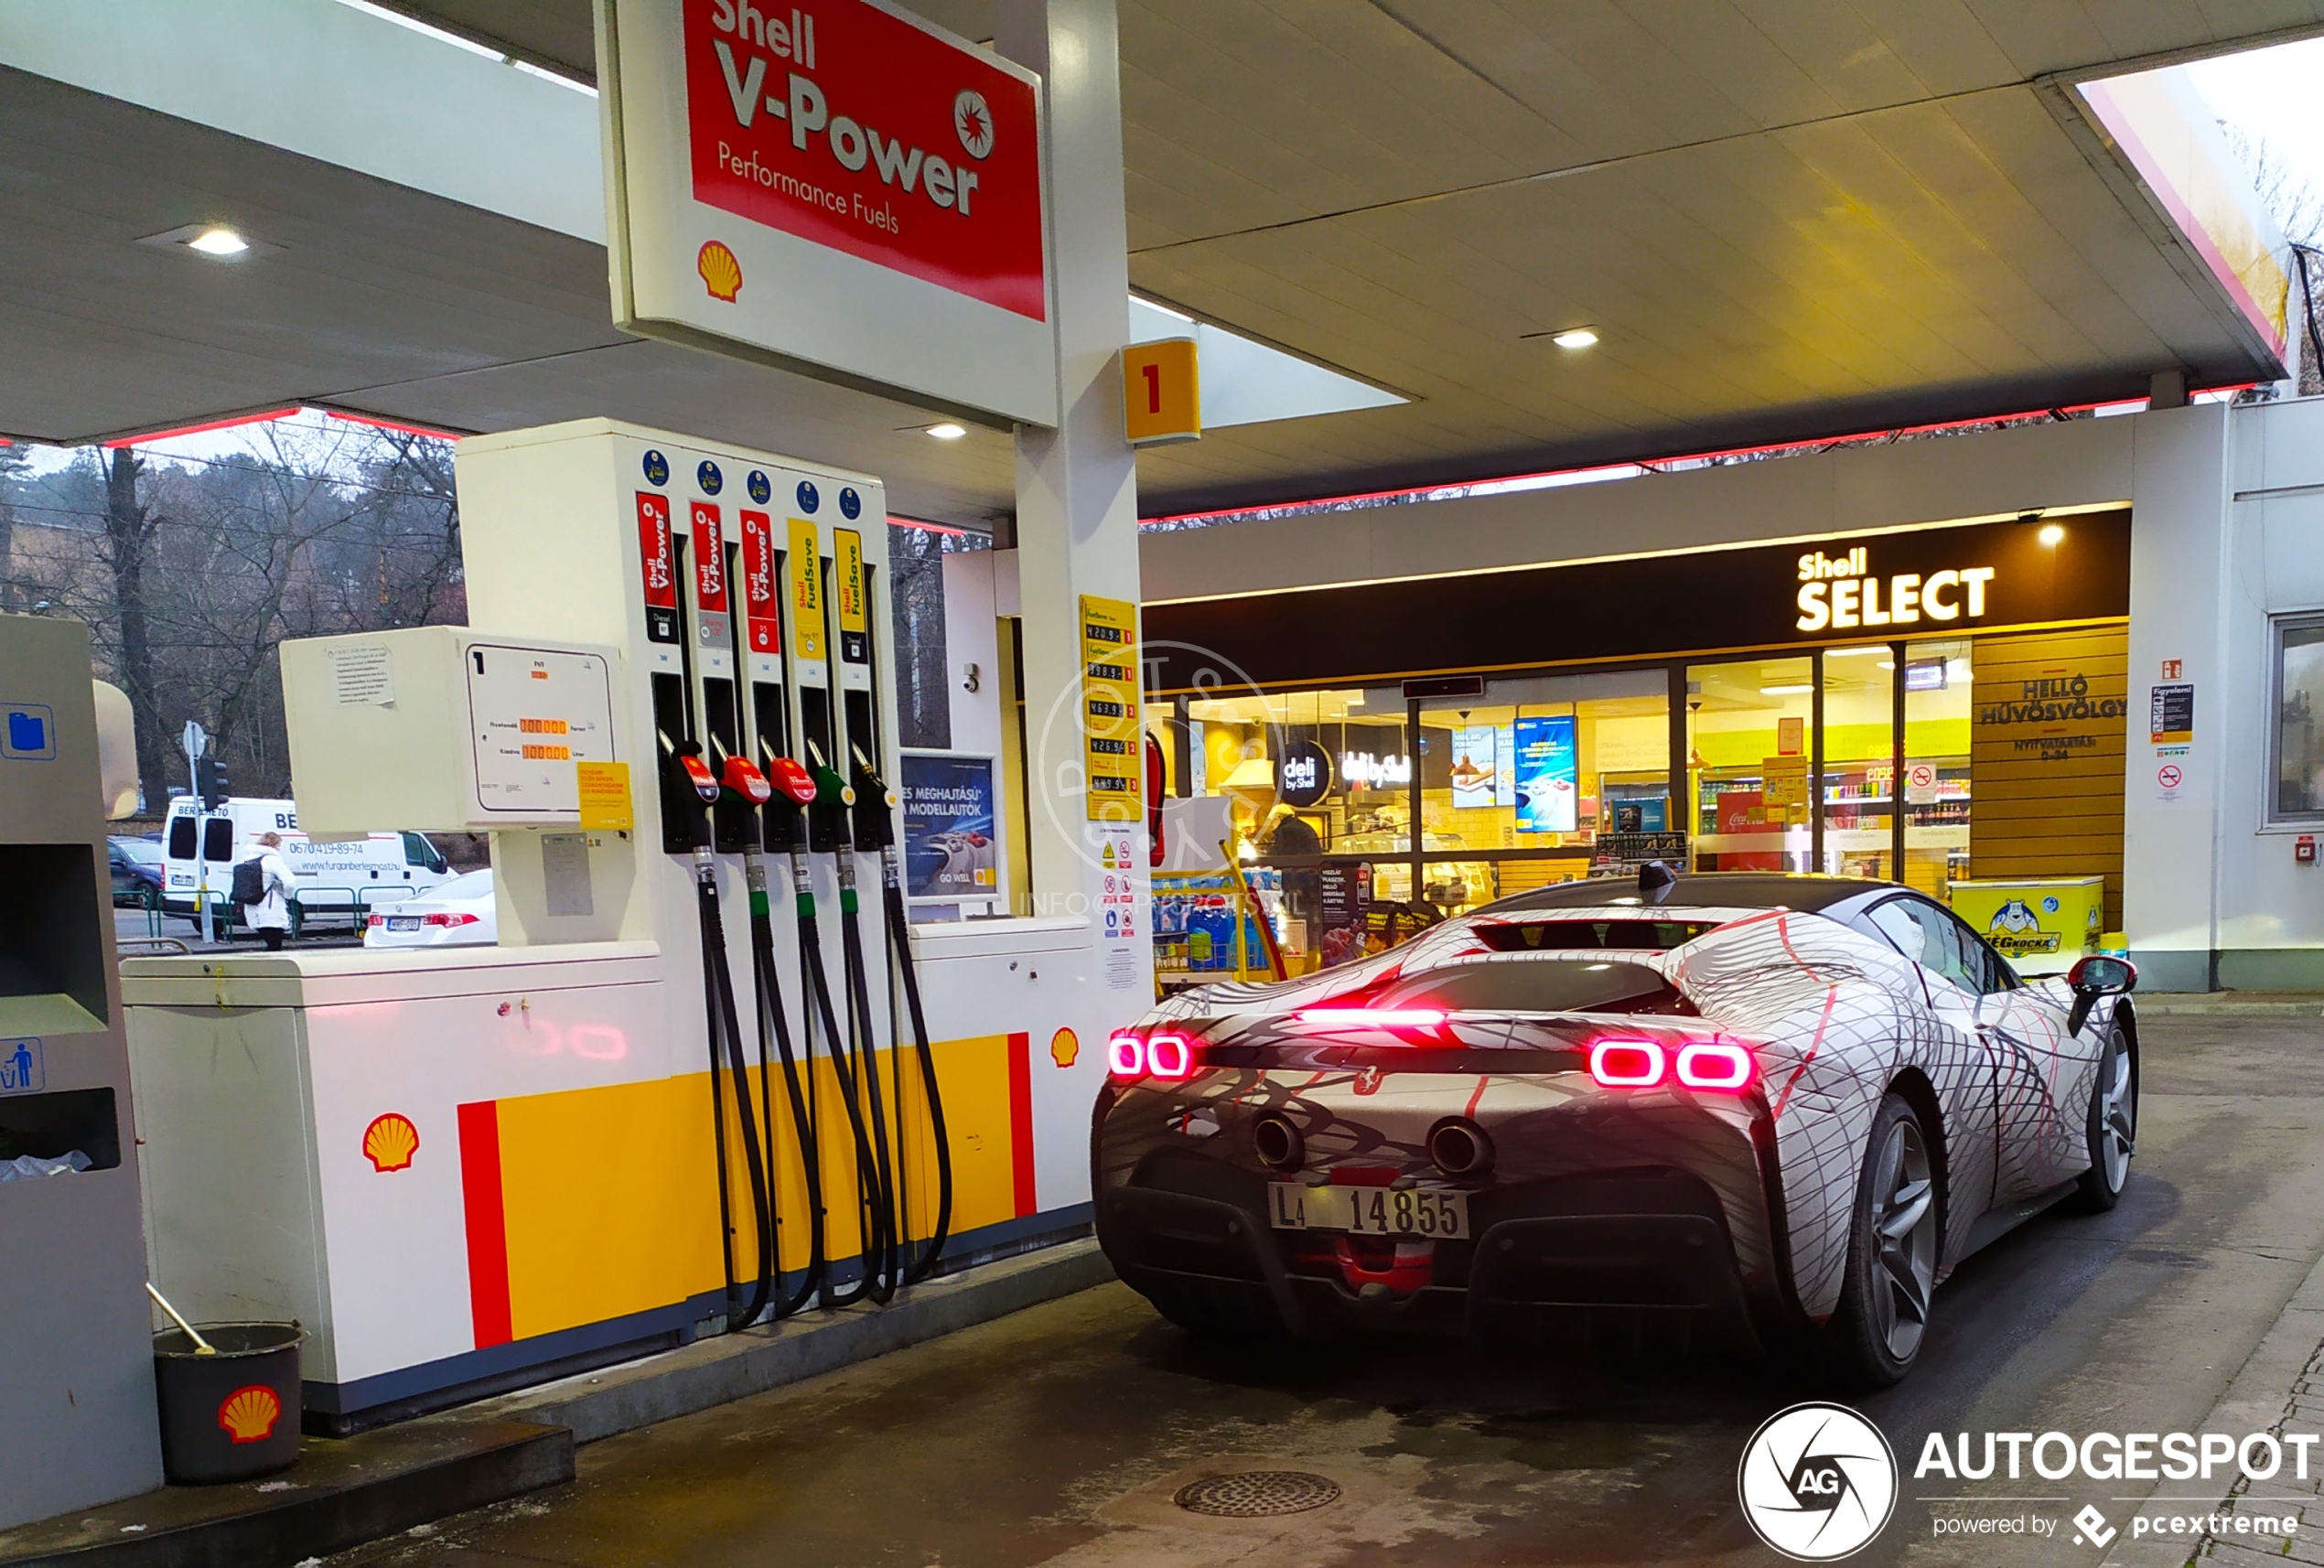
left=1049, top=1027, right=1079, bottom=1069
left=218, top=1384, right=282, bottom=1444
left=697, top=240, right=742, bottom=303
left=361, top=1112, right=420, bottom=1173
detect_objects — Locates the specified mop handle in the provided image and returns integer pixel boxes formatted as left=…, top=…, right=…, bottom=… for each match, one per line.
left=146, top=1282, right=218, bottom=1356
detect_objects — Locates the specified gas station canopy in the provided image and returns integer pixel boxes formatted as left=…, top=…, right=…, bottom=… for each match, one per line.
left=0, top=0, right=2308, bottom=523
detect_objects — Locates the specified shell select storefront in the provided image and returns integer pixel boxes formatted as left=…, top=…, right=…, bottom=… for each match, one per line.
left=1142, top=508, right=2133, bottom=973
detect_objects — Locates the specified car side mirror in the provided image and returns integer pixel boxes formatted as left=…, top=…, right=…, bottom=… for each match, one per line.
left=2065, top=955, right=2136, bottom=1036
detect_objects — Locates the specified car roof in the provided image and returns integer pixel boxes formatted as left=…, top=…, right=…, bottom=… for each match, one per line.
left=1480, top=871, right=1896, bottom=917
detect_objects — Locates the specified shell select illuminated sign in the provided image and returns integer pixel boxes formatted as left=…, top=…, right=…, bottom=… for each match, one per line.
left=1794, top=546, right=1997, bottom=633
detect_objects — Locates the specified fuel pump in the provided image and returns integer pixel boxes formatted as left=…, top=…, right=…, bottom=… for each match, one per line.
left=665, top=499, right=780, bottom=1335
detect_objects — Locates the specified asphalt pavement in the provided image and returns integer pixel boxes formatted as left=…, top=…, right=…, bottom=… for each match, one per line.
left=325, top=1013, right=2324, bottom=1568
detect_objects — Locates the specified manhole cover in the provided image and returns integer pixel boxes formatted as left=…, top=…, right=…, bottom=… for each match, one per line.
left=1173, top=1471, right=1342, bottom=1518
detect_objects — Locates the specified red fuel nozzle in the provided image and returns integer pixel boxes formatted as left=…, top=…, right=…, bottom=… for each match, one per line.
left=767, top=756, right=818, bottom=806
left=721, top=755, right=773, bottom=805
left=677, top=750, right=720, bottom=804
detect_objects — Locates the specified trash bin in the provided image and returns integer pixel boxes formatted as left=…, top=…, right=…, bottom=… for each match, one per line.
left=152, top=1322, right=305, bottom=1484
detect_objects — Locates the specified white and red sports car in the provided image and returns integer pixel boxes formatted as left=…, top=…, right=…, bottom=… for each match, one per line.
left=1092, top=871, right=2138, bottom=1384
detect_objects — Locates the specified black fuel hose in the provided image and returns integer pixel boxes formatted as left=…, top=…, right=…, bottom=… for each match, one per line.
left=835, top=878, right=902, bottom=1302
left=793, top=857, right=897, bottom=1306
left=747, top=870, right=823, bottom=1318
left=884, top=879, right=953, bottom=1285
left=696, top=874, right=775, bottom=1333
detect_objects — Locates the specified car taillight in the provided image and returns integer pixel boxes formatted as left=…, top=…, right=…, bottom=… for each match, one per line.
left=1588, top=1034, right=1757, bottom=1092
left=366, top=915, right=384, bottom=927
left=1675, top=1038, right=1755, bottom=1090
left=1588, top=1038, right=1665, bottom=1087
left=1106, top=1030, right=1199, bottom=1081
left=422, top=912, right=479, bottom=928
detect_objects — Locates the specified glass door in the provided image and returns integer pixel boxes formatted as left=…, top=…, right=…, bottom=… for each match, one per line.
left=1819, top=643, right=1895, bottom=878
left=1900, top=639, right=1974, bottom=898
left=1686, top=656, right=1814, bottom=872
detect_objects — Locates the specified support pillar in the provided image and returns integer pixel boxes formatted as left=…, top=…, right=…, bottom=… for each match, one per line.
left=997, top=0, right=1153, bottom=1001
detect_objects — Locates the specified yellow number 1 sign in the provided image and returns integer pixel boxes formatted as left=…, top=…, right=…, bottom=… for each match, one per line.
left=1123, top=338, right=1200, bottom=447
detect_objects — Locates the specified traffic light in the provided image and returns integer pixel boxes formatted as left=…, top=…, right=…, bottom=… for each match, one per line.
left=196, top=757, right=231, bottom=809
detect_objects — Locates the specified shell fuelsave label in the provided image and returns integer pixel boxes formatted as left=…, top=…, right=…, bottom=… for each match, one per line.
left=835, top=527, right=867, bottom=664
left=684, top=0, right=1045, bottom=319
left=787, top=517, right=825, bottom=662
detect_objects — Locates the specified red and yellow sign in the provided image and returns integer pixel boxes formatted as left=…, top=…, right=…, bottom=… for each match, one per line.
left=683, top=0, right=1046, bottom=319
left=1049, top=1027, right=1079, bottom=1068
left=1123, top=338, right=1200, bottom=447
left=361, top=1112, right=419, bottom=1173
left=218, top=1384, right=283, bottom=1444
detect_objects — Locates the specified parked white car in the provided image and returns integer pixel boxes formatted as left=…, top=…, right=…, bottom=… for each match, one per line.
left=363, top=868, right=497, bottom=950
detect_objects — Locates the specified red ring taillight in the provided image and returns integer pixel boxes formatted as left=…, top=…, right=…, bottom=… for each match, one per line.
left=1675, top=1038, right=1755, bottom=1090
left=1587, top=1038, right=1665, bottom=1087
left=1587, top=1034, right=1757, bottom=1092
left=1106, top=1030, right=1200, bottom=1081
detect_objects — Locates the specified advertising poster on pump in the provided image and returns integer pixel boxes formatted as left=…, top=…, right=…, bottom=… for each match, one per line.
left=600, top=0, right=1056, bottom=424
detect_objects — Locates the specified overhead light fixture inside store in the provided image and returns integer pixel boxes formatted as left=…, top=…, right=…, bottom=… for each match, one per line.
left=1759, top=683, right=1815, bottom=695
left=1549, top=328, right=1599, bottom=349
left=925, top=423, right=967, bottom=441
left=1828, top=645, right=1888, bottom=657
left=2038, top=522, right=2066, bottom=546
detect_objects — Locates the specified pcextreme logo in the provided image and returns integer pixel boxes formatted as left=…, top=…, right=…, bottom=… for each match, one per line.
left=1738, top=1402, right=1899, bottom=1561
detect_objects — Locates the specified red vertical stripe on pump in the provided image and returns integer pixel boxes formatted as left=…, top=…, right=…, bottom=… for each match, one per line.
left=457, top=1101, right=512, bottom=1349
left=1007, top=1031, right=1037, bottom=1218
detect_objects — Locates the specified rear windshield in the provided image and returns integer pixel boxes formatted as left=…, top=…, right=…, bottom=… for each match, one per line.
left=1470, top=919, right=1716, bottom=951
left=1373, top=959, right=1695, bottom=1015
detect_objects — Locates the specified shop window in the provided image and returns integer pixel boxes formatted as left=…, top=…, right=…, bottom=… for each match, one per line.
left=1421, top=670, right=1668, bottom=909
left=2273, top=614, right=2324, bottom=823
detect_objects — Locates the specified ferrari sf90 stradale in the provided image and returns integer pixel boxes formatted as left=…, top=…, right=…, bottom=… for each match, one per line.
left=1093, top=872, right=2137, bottom=1383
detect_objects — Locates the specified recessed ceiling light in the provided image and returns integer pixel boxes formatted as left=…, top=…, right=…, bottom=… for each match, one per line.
left=926, top=423, right=967, bottom=440
left=1759, top=683, right=1814, bottom=695
left=2037, top=522, right=2065, bottom=546
left=1549, top=328, right=1598, bottom=349
left=186, top=227, right=250, bottom=258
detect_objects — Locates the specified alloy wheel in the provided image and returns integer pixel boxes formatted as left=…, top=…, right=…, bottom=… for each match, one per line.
left=2096, top=1037, right=2136, bottom=1192
left=1868, top=1117, right=1938, bottom=1361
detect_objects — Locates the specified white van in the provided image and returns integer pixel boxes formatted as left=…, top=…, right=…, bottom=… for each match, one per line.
left=160, top=797, right=454, bottom=932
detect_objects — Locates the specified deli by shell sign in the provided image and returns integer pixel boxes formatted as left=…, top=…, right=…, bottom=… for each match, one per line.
left=600, top=0, right=1057, bottom=425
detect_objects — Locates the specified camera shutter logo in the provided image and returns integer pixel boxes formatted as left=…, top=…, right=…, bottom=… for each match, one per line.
left=1737, top=1402, right=1897, bottom=1561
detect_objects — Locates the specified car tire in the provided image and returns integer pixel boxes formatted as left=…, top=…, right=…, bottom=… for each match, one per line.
left=1824, top=1091, right=1942, bottom=1389
left=2070, top=1022, right=2136, bottom=1213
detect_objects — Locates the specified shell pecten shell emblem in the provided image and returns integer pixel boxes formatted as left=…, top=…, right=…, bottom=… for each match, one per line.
left=1049, top=1027, right=1079, bottom=1068
left=697, top=240, right=742, bottom=303
left=361, top=1112, right=420, bottom=1173
left=218, top=1384, right=283, bottom=1444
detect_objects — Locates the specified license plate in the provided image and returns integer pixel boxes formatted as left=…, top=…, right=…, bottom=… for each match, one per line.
left=387, top=917, right=422, bottom=931
left=1268, top=1182, right=1469, bottom=1240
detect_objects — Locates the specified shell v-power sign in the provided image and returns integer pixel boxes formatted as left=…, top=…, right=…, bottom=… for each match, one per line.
left=599, top=0, right=1056, bottom=424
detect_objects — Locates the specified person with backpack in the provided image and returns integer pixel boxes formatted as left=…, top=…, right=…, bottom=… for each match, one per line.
left=233, top=832, right=297, bottom=951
